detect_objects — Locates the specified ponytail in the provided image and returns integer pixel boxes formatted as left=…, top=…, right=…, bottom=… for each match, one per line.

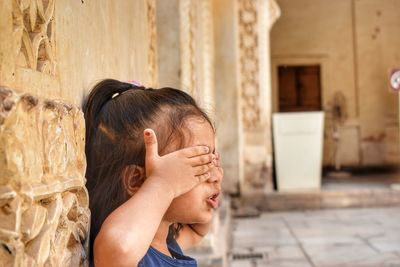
left=83, top=79, right=147, bottom=263
left=83, top=79, right=144, bottom=142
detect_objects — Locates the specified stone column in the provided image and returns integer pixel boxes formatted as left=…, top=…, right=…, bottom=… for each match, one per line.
left=156, top=0, right=181, bottom=88
left=157, top=1, right=231, bottom=266
left=157, top=0, right=214, bottom=109
left=179, top=0, right=215, bottom=111
left=147, top=0, right=159, bottom=87
left=236, top=0, right=280, bottom=196
left=179, top=1, right=221, bottom=262
left=213, top=0, right=242, bottom=195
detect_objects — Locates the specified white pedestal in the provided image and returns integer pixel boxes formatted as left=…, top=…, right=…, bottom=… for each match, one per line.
left=273, top=112, right=324, bottom=191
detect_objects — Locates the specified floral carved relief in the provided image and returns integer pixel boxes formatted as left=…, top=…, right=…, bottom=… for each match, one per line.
left=269, top=0, right=281, bottom=29
left=180, top=0, right=197, bottom=97
left=198, top=0, right=215, bottom=107
left=147, top=0, right=158, bottom=87
left=0, top=88, right=89, bottom=266
left=238, top=0, right=260, bottom=129
left=12, top=0, right=56, bottom=75
left=179, top=0, right=215, bottom=105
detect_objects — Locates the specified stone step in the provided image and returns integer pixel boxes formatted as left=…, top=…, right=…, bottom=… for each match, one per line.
left=235, top=188, right=400, bottom=213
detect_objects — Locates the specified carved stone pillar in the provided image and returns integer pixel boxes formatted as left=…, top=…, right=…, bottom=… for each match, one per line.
left=236, top=0, right=280, bottom=195
left=147, top=0, right=159, bottom=87
left=156, top=0, right=181, bottom=88
left=179, top=0, right=215, bottom=110
left=179, top=0, right=221, bottom=261
left=157, top=1, right=229, bottom=265
left=156, top=0, right=214, bottom=108
left=213, top=0, right=242, bottom=194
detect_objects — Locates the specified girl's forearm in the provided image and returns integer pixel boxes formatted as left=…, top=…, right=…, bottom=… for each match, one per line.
left=94, top=176, right=174, bottom=267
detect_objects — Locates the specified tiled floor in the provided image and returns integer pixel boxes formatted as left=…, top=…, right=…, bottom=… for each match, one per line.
left=230, top=207, right=400, bottom=267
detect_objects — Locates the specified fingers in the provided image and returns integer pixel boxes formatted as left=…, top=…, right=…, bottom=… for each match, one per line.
left=191, top=151, right=221, bottom=176
left=214, top=152, right=221, bottom=167
left=144, top=128, right=159, bottom=159
left=217, top=167, right=224, bottom=181
left=193, top=162, right=214, bottom=176
left=181, top=145, right=210, bottom=158
left=192, top=152, right=223, bottom=185
left=196, top=172, right=210, bottom=183
left=189, top=153, right=216, bottom=166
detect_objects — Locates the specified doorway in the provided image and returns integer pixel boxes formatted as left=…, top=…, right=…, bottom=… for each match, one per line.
left=278, top=65, right=322, bottom=112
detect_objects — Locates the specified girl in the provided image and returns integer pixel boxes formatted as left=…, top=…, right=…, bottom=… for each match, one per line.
left=83, top=79, right=223, bottom=267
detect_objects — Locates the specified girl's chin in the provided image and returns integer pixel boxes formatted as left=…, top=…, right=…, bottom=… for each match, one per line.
left=194, top=214, right=214, bottom=224
left=179, top=214, right=213, bottom=225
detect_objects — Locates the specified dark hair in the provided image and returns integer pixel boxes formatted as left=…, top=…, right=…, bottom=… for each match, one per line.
left=82, top=79, right=212, bottom=263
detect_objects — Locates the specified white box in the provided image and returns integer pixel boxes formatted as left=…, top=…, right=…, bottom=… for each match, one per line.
left=273, top=112, right=324, bottom=191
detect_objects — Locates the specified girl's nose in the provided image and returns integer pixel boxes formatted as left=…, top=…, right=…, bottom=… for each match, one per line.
left=207, top=152, right=223, bottom=183
left=207, top=174, right=219, bottom=183
left=207, top=166, right=223, bottom=183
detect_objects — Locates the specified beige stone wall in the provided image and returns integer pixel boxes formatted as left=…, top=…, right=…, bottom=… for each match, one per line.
left=0, top=88, right=89, bottom=266
left=0, top=0, right=154, bottom=266
left=271, top=0, right=400, bottom=166
left=1, top=0, right=155, bottom=106
left=355, top=0, right=400, bottom=165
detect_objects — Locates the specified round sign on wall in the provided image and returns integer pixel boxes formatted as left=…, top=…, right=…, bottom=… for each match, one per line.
left=390, top=69, right=400, bottom=91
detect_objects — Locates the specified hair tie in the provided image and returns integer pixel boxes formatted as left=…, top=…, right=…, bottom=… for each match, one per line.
left=126, top=80, right=143, bottom=87
left=111, top=80, right=143, bottom=100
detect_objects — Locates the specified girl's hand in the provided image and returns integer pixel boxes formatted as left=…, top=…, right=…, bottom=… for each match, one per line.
left=176, top=152, right=224, bottom=250
left=144, top=128, right=216, bottom=198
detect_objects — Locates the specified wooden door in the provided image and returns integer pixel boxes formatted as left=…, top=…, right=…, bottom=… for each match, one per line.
left=278, top=65, right=322, bottom=112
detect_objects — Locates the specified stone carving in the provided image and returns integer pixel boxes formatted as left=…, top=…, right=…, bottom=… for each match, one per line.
left=238, top=0, right=261, bottom=129
left=179, top=0, right=215, bottom=107
left=197, top=0, right=215, bottom=108
left=12, top=0, right=56, bottom=75
left=0, top=88, right=89, bottom=266
left=147, top=0, right=158, bottom=87
left=179, top=0, right=197, bottom=97
left=269, top=0, right=281, bottom=29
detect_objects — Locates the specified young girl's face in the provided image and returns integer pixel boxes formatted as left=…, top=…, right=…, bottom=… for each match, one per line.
left=163, top=118, right=222, bottom=224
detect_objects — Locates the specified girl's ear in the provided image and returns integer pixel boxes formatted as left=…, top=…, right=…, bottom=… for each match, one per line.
left=122, top=165, right=146, bottom=196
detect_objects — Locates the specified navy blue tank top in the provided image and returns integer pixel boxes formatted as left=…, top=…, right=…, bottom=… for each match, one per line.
left=138, top=238, right=197, bottom=267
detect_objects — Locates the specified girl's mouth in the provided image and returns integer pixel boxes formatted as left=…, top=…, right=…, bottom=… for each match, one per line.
left=206, top=193, right=219, bottom=209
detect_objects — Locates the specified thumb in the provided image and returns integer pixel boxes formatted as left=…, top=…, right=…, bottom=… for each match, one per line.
left=144, top=128, right=159, bottom=159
